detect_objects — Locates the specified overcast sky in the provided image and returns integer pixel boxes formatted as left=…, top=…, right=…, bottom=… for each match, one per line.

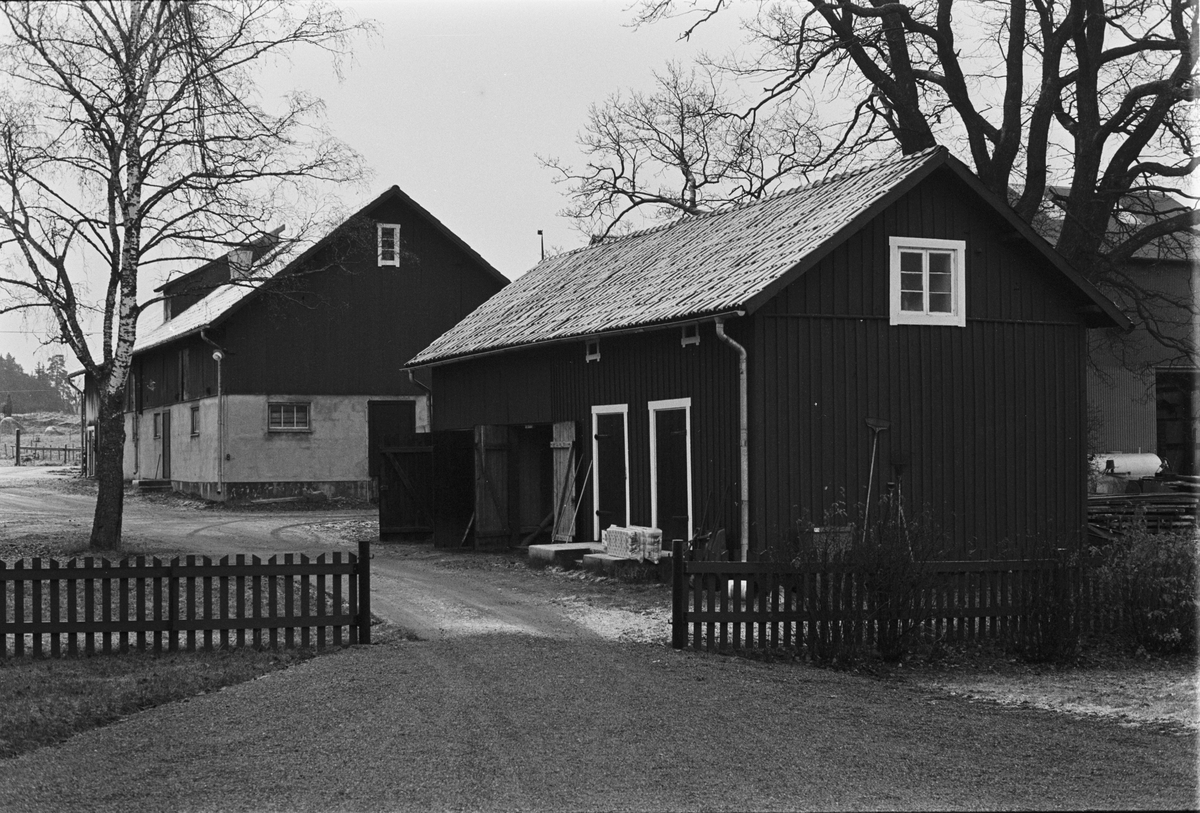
left=0, top=0, right=746, bottom=373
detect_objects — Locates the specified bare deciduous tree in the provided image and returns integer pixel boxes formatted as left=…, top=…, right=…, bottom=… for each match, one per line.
left=540, top=62, right=822, bottom=239
left=0, top=1, right=369, bottom=550
left=620, top=0, right=1197, bottom=363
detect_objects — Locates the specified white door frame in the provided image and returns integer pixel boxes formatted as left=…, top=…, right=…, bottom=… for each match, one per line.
left=648, top=397, right=693, bottom=541
left=591, top=403, right=629, bottom=539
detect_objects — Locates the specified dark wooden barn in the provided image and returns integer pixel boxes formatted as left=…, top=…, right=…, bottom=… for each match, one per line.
left=407, top=147, right=1129, bottom=559
left=89, top=186, right=507, bottom=503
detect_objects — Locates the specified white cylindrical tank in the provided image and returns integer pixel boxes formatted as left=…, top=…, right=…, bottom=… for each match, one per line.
left=1090, top=452, right=1164, bottom=478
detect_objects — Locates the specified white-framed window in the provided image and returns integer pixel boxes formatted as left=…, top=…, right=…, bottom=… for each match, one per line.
left=591, top=403, right=629, bottom=540
left=585, top=339, right=600, bottom=363
left=889, top=236, right=966, bottom=327
left=152, top=412, right=162, bottom=439
left=648, top=398, right=693, bottom=543
left=190, top=405, right=200, bottom=436
left=377, top=223, right=401, bottom=267
left=268, top=402, right=311, bottom=432
left=680, top=323, right=699, bottom=347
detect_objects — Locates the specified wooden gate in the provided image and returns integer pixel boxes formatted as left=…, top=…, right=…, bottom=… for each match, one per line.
left=474, top=425, right=512, bottom=549
left=378, top=441, right=434, bottom=540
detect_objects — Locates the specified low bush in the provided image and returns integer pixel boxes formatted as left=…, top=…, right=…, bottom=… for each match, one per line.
left=1005, top=545, right=1080, bottom=664
left=1090, top=522, right=1198, bottom=655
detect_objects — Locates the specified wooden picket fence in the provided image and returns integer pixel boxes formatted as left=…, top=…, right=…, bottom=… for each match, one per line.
left=0, top=540, right=372, bottom=658
left=669, top=540, right=1117, bottom=653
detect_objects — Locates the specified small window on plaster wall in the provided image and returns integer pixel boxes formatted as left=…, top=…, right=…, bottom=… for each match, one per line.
left=378, top=224, right=401, bottom=267
left=585, top=340, right=600, bottom=363
left=889, top=236, right=966, bottom=327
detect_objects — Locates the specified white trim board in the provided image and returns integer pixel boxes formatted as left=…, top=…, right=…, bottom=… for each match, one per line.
left=591, top=403, right=629, bottom=540
left=648, top=398, right=694, bottom=542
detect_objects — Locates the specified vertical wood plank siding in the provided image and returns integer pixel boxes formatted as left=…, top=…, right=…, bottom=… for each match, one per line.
left=134, top=196, right=504, bottom=410
left=431, top=169, right=1093, bottom=556
left=750, top=173, right=1089, bottom=557
left=432, top=324, right=743, bottom=545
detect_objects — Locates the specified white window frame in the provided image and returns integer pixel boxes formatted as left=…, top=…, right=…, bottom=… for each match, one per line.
left=648, top=397, right=693, bottom=542
left=189, top=405, right=200, bottom=437
left=377, top=223, right=401, bottom=267
left=591, top=403, right=629, bottom=540
left=585, top=339, right=600, bottom=363
left=889, top=236, right=966, bottom=327
left=268, top=401, right=311, bottom=433
left=680, top=324, right=700, bottom=347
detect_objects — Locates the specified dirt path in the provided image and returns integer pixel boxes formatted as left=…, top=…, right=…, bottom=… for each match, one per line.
left=0, top=466, right=630, bottom=643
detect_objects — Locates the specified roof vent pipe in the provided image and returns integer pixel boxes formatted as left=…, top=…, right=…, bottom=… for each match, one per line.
left=714, top=313, right=749, bottom=562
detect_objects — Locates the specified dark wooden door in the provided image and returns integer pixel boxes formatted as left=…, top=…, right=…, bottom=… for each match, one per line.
left=368, top=400, right=417, bottom=479
left=160, top=411, right=171, bottom=479
left=474, top=425, right=512, bottom=548
left=378, top=442, right=433, bottom=539
left=1157, top=371, right=1199, bottom=476
left=432, top=430, right=475, bottom=548
left=594, top=412, right=627, bottom=536
left=653, top=407, right=690, bottom=543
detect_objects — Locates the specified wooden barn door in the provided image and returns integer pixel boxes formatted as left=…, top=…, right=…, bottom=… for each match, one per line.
left=159, top=411, right=171, bottom=479
left=650, top=399, right=692, bottom=544
left=378, top=439, right=434, bottom=540
left=474, top=425, right=512, bottom=548
left=551, top=421, right=577, bottom=541
left=591, top=405, right=628, bottom=539
left=368, top=400, right=417, bottom=479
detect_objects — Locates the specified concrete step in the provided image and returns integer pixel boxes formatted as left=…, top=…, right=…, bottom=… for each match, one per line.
left=131, top=479, right=172, bottom=492
left=582, top=551, right=674, bottom=582
left=527, top=542, right=603, bottom=567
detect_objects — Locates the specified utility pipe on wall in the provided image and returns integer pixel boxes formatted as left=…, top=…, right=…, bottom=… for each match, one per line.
left=714, top=313, right=749, bottom=562
left=202, top=330, right=228, bottom=498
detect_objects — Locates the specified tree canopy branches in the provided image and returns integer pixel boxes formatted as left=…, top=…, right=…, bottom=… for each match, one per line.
left=599, top=0, right=1196, bottom=362
left=0, top=0, right=370, bottom=549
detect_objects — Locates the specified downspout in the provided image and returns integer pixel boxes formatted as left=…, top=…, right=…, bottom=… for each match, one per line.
left=201, top=330, right=226, bottom=498
left=407, top=369, right=432, bottom=429
left=714, top=313, right=749, bottom=562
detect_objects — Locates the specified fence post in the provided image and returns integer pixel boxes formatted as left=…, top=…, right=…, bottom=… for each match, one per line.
left=14, top=429, right=19, bottom=466
left=357, top=538, right=371, bottom=645
left=671, top=538, right=686, bottom=649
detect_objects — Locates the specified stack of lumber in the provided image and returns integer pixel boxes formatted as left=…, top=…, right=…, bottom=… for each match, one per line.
left=1087, top=493, right=1199, bottom=535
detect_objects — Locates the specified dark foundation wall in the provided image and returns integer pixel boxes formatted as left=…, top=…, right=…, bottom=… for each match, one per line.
left=749, top=169, right=1091, bottom=557
left=430, top=322, right=744, bottom=547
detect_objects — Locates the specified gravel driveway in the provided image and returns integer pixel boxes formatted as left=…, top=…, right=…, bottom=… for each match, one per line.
left=1, top=466, right=1196, bottom=810
left=1, top=634, right=1195, bottom=812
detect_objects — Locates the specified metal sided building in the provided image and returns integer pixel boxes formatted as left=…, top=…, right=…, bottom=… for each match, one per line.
left=407, top=147, right=1129, bottom=559
left=100, top=186, right=507, bottom=501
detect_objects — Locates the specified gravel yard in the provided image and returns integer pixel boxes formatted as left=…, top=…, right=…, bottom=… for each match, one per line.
left=1, top=466, right=1196, bottom=810
left=0, top=634, right=1194, bottom=812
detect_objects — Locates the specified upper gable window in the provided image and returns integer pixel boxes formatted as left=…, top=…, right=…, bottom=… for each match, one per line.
left=378, top=223, right=401, bottom=267
left=889, top=237, right=966, bottom=327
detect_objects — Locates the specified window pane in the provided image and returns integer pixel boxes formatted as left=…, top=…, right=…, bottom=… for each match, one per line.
left=929, top=271, right=952, bottom=293
left=901, top=271, right=924, bottom=292
left=929, top=292, right=953, bottom=313
left=269, top=407, right=281, bottom=428
left=929, top=252, right=952, bottom=275
left=900, top=251, right=922, bottom=275
left=901, top=291, right=924, bottom=312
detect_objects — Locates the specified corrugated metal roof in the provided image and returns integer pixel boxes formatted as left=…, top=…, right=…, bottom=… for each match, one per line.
left=410, top=148, right=945, bottom=365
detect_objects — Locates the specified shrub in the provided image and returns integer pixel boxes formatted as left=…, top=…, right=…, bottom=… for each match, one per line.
left=1091, top=522, right=1198, bottom=655
left=791, top=496, right=947, bottom=666
left=1006, top=545, right=1080, bottom=664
